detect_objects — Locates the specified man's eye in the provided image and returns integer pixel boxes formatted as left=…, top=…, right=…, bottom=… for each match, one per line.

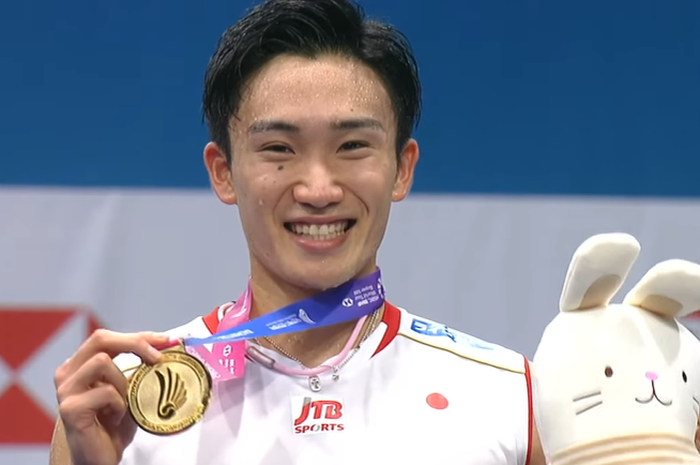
left=265, top=145, right=292, bottom=153
left=340, top=141, right=368, bottom=151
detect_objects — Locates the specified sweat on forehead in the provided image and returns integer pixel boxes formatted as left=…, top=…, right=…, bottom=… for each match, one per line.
left=231, top=54, right=395, bottom=134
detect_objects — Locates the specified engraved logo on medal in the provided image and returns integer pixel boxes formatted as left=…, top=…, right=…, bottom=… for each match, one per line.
left=155, top=367, right=188, bottom=420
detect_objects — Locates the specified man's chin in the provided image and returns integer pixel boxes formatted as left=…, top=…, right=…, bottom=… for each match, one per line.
left=285, top=263, right=360, bottom=293
left=295, top=273, right=352, bottom=292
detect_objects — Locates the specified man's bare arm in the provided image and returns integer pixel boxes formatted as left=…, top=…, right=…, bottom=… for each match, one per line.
left=49, top=417, right=72, bottom=465
left=529, top=421, right=546, bottom=465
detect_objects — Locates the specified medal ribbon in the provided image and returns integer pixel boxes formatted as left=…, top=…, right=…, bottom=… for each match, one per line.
left=178, top=269, right=385, bottom=381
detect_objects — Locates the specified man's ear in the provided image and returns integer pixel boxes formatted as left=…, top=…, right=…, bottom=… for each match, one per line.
left=392, top=138, right=419, bottom=202
left=203, top=142, right=237, bottom=205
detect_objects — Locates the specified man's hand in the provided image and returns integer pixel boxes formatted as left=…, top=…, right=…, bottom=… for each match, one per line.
left=51, top=330, right=168, bottom=465
left=529, top=418, right=700, bottom=465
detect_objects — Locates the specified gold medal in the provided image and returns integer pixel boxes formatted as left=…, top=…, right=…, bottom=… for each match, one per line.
left=127, top=343, right=212, bottom=435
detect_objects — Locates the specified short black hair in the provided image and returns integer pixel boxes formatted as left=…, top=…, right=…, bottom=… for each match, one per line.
left=202, top=0, right=421, bottom=164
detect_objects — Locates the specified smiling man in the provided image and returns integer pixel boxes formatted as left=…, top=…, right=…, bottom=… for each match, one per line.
left=50, top=1, right=545, bottom=464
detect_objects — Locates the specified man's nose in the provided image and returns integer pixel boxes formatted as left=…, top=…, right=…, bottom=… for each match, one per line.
left=292, top=163, right=343, bottom=208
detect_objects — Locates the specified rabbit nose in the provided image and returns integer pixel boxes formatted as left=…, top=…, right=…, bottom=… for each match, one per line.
left=645, top=371, right=658, bottom=381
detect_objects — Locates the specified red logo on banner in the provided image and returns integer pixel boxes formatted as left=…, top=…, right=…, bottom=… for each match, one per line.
left=0, top=306, right=101, bottom=445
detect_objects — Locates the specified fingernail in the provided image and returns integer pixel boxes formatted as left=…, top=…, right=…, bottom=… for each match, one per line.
left=154, top=339, right=180, bottom=352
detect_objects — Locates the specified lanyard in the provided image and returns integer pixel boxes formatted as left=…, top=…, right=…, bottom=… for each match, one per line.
left=181, top=269, right=385, bottom=381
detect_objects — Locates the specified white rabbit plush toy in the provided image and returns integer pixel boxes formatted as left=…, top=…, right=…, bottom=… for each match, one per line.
left=532, top=233, right=700, bottom=465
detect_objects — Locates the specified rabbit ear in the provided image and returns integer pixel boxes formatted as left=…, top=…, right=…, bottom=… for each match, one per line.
left=623, top=259, right=700, bottom=318
left=559, top=233, right=640, bottom=312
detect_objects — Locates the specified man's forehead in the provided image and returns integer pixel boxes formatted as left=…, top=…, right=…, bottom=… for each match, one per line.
left=235, top=55, right=393, bottom=124
left=249, top=54, right=380, bottom=86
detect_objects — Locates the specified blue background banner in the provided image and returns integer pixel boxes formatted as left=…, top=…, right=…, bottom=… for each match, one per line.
left=1, top=0, right=698, bottom=195
left=2, top=3, right=700, bottom=462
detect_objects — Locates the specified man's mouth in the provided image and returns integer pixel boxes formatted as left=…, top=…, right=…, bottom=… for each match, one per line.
left=284, top=220, right=356, bottom=241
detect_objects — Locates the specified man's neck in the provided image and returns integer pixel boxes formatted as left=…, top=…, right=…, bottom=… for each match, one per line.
left=247, top=266, right=383, bottom=367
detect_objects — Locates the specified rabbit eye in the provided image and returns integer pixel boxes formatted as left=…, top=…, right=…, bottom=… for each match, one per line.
left=604, top=366, right=613, bottom=377
left=682, top=371, right=688, bottom=383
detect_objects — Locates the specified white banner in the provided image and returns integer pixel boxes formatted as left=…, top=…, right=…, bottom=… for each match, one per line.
left=2, top=187, right=700, bottom=463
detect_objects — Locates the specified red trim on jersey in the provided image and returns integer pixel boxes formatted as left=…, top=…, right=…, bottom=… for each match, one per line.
left=202, top=306, right=220, bottom=335
left=524, top=357, right=534, bottom=465
left=202, top=305, right=258, bottom=363
left=371, top=302, right=401, bottom=358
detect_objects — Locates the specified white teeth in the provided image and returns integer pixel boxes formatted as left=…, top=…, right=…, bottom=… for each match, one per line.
left=290, top=221, right=349, bottom=240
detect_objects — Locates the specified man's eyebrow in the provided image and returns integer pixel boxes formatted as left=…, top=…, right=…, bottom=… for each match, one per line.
left=247, top=120, right=300, bottom=134
left=330, top=118, right=385, bottom=132
left=247, top=118, right=385, bottom=134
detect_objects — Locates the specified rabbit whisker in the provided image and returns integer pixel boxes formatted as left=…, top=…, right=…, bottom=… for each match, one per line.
left=575, top=401, right=603, bottom=415
left=573, top=390, right=602, bottom=402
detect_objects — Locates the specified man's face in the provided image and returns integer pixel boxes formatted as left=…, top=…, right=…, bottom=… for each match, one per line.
left=204, top=54, right=418, bottom=292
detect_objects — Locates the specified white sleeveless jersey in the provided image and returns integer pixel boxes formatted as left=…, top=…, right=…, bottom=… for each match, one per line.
left=116, top=303, right=534, bottom=465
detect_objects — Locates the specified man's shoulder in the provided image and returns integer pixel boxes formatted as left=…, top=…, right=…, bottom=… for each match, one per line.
left=394, top=307, right=528, bottom=375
